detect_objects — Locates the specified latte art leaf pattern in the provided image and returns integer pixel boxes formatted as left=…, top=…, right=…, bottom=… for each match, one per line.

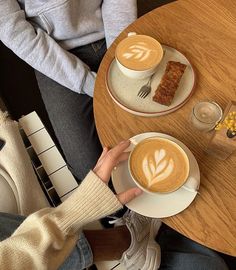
left=122, top=42, right=154, bottom=62
left=142, top=149, right=174, bottom=188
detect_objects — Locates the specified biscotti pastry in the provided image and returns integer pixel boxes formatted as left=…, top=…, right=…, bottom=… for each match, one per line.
left=153, top=61, right=187, bottom=106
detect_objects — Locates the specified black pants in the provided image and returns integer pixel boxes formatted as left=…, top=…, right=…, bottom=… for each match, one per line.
left=36, top=39, right=106, bottom=181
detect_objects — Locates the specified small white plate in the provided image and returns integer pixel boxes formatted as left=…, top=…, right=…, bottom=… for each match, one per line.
left=106, top=45, right=195, bottom=117
left=112, top=132, right=200, bottom=218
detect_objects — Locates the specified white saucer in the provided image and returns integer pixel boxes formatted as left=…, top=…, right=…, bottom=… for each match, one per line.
left=112, top=132, right=200, bottom=218
left=106, top=45, right=195, bottom=117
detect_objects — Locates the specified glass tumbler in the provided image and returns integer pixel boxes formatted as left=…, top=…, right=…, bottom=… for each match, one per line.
left=190, top=101, right=223, bottom=132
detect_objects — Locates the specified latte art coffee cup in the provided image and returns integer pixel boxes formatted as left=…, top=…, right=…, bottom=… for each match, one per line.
left=128, top=137, right=190, bottom=193
left=115, top=34, right=163, bottom=79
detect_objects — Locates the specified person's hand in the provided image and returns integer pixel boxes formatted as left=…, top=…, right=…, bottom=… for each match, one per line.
left=93, top=140, right=142, bottom=204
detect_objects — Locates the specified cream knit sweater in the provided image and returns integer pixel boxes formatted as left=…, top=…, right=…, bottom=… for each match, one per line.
left=0, top=171, right=122, bottom=269
left=0, top=111, right=49, bottom=215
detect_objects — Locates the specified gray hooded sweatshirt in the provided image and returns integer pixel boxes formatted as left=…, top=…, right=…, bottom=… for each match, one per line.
left=0, top=0, right=137, bottom=96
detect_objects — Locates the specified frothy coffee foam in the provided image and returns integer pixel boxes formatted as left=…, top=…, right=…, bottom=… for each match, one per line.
left=130, top=138, right=189, bottom=193
left=116, top=35, right=163, bottom=71
left=123, top=42, right=153, bottom=62
left=142, top=149, right=174, bottom=188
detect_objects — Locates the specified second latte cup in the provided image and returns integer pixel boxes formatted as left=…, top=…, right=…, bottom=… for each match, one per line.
left=128, top=137, right=190, bottom=195
left=115, top=33, right=163, bottom=79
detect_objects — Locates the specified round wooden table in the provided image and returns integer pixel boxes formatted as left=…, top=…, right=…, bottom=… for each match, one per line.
left=94, top=0, right=236, bottom=256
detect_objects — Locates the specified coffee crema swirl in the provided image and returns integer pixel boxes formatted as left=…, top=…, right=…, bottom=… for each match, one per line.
left=129, top=138, right=189, bottom=193
left=142, top=149, right=174, bottom=188
left=123, top=42, right=154, bottom=63
left=116, top=35, right=163, bottom=71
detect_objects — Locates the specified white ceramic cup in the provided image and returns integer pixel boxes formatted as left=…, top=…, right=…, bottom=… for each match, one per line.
left=128, top=137, right=190, bottom=195
left=115, top=32, right=164, bottom=79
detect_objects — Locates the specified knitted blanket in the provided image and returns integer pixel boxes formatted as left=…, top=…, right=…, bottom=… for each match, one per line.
left=0, top=110, right=49, bottom=215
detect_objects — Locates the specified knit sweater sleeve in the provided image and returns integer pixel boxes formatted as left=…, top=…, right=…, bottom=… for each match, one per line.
left=0, top=171, right=122, bottom=270
left=0, top=0, right=96, bottom=97
left=102, top=0, right=137, bottom=47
